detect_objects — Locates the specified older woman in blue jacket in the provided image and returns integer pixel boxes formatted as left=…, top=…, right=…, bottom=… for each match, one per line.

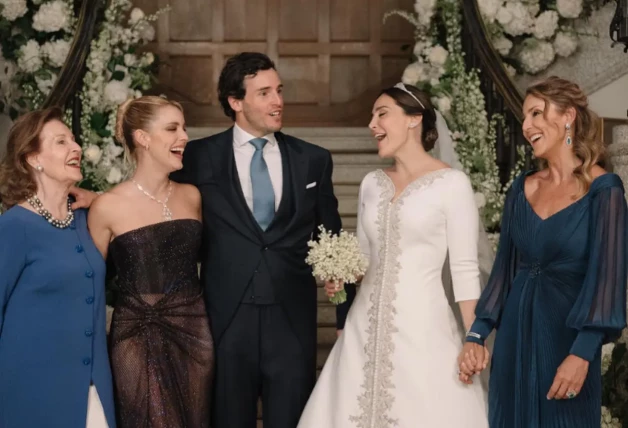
left=0, top=108, right=115, bottom=427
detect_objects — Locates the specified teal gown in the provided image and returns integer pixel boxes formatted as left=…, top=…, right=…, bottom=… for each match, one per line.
left=469, top=172, right=627, bottom=428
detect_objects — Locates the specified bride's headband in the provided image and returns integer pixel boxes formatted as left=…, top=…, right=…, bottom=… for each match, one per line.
left=394, top=82, right=426, bottom=109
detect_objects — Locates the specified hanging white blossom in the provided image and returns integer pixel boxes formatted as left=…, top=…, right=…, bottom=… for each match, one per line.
left=553, top=31, right=578, bottom=57
left=17, top=40, right=43, bottom=73
left=41, top=39, right=72, bottom=68
left=32, top=0, right=71, bottom=32
left=0, top=0, right=27, bottom=21
left=519, top=39, right=555, bottom=74
left=556, top=0, right=583, bottom=19
left=532, top=10, right=559, bottom=40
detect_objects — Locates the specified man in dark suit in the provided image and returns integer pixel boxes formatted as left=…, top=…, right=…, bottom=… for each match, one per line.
left=171, top=52, right=352, bottom=428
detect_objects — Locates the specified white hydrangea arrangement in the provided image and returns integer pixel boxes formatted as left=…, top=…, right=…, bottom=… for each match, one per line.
left=601, top=406, right=622, bottom=428
left=477, top=0, right=607, bottom=75
left=601, top=306, right=628, bottom=426
left=386, top=0, right=519, bottom=231
left=306, top=225, right=368, bottom=305
left=0, top=0, right=168, bottom=191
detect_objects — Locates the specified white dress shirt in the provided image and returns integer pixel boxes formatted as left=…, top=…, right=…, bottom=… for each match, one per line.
left=233, top=123, right=283, bottom=212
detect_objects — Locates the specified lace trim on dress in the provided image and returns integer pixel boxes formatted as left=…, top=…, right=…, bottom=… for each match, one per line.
left=350, top=169, right=450, bottom=428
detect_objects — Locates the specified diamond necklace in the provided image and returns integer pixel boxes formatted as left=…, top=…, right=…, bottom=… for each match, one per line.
left=26, top=195, right=74, bottom=228
left=131, top=179, right=173, bottom=221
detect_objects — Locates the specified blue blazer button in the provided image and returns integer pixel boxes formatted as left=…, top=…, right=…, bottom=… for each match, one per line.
left=85, top=330, right=93, bottom=337
left=83, top=358, right=91, bottom=365
left=76, top=245, right=84, bottom=253
left=86, top=297, right=94, bottom=304
left=85, top=271, right=93, bottom=278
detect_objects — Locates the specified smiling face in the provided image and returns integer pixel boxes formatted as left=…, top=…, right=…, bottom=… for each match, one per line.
left=229, top=68, right=283, bottom=137
left=368, top=94, right=421, bottom=159
left=28, top=119, right=82, bottom=185
left=136, top=104, right=188, bottom=172
left=522, top=94, right=574, bottom=159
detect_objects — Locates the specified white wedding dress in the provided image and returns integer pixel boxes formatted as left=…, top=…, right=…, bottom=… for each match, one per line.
left=298, top=168, right=488, bottom=428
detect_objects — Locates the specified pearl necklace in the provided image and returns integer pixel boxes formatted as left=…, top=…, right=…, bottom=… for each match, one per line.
left=132, top=179, right=173, bottom=221
left=26, top=195, right=74, bottom=229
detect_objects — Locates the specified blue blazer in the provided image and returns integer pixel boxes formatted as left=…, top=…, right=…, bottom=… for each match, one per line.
left=0, top=207, right=116, bottom=428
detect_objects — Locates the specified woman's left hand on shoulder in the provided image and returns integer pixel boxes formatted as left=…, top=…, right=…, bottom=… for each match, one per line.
left=546, top=354, right=589, bottom=400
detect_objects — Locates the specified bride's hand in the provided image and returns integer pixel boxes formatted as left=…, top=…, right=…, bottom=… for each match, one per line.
left=324, top=280, right=344, bottom=297
left=457, top=342, right=488, bottom=383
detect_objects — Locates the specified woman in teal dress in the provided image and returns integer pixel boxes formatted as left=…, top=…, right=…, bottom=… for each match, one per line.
left=459, top=76, right=627, bottom=427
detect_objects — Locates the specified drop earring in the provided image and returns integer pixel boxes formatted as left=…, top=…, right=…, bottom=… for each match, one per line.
left=565, top=123, right=572, bottom=145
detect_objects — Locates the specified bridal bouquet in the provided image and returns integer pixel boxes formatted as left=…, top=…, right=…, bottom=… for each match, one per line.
left=306, top=225, right=368, bottom=304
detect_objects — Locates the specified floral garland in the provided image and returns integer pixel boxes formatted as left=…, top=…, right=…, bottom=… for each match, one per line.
left=477, top=0, right=611, bottom=75
left=386, top=0, right=517, bottom=234
left=0, top=0, right=167, bottom=191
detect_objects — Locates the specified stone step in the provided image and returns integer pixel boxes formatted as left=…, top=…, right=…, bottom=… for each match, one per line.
left=317, top=325, right=338, bottom=346
left=317, top=303, right=336, bottom=325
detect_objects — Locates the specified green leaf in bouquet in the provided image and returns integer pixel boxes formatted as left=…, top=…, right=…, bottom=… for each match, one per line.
left=107, top=58, right=117, bottom=73
left=329, top=289, right=347, bottom=305
left=90, top=111, right=107, bottom=130
left=96, top=127, right=111, bottom=138
left=112, top=70, right=126, bottom=81
left=34, top=68, right=52, bottom=80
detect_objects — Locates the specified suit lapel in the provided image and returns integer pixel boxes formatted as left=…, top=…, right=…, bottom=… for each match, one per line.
left=210, top=128, right=263, bottom=241
left=265, top=133, right=308, bottom=245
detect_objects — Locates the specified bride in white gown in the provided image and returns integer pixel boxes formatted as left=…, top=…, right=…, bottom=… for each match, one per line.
left=297, top=83, right=489, bottom=428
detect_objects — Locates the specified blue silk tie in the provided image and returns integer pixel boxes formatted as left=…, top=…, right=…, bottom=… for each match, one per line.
left=248, top=138, right=275, bottom=230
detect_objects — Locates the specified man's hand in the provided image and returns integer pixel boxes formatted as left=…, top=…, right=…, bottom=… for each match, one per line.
left=324, top=280, right=344, bottom=297
left=69, top=186, right=99, bottom=210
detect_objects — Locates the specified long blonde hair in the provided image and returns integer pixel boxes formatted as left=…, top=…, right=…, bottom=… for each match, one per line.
left=525, top=76, right=603, bottom=195
left=115, top=95, right=184, bottom=166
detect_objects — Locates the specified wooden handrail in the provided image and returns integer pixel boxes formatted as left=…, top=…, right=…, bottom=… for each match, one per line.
left=42, top=0, right=102, bottom=109
left=461, top=0, right=524, bottom=123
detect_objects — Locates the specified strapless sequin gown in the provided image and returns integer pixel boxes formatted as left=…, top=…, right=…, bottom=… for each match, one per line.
left=109, top=219, right=214, bottom=428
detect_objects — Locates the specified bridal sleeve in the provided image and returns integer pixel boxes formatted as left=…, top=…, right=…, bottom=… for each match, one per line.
left=336, top=178, right=369, bottom=329
left=566, top=182, right=628, bottom=361
left=445, top=172, right=481, bottom=302
left=0, top=218, right=27, bottom=337
left=466, top=176, right=521, bottom=344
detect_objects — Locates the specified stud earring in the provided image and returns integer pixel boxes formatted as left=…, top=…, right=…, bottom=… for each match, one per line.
left=565, top=123, right=572, bottom=146
left=36, top=165, right=44, bottom=172
left=409, top=123, right=417, bottom=128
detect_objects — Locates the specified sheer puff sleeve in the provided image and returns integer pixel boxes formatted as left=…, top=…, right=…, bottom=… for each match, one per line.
left=567, top=175, right=628, bottom=362
left=466, top=174, right=523, bottom=345
left=0, top=213, right=27, bottom=337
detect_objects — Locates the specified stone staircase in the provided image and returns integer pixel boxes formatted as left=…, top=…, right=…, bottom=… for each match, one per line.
left=188, top=127, right=390, bottom=426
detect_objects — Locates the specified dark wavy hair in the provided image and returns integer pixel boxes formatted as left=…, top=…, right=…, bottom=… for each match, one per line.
left=380, top=84, right=438, bottom=151
left=217, top=52, right=276, bottom=121
left=0, top=107, right=64, bottom=209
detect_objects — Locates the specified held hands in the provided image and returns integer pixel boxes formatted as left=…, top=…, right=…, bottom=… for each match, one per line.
left=457, top=342, right=489, bottom=385
left=69, top=186, right=99, bottom=210
left=324, top=280, right=345, bottom=298
left=546, top=355, right=589, bottom=400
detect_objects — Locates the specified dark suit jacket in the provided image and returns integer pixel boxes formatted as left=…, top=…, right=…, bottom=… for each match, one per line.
left=171, top=127, right=351, bottom=362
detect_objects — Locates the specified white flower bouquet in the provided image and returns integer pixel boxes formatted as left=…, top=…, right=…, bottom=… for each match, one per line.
left=306, top=225, right=368, bottom=305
